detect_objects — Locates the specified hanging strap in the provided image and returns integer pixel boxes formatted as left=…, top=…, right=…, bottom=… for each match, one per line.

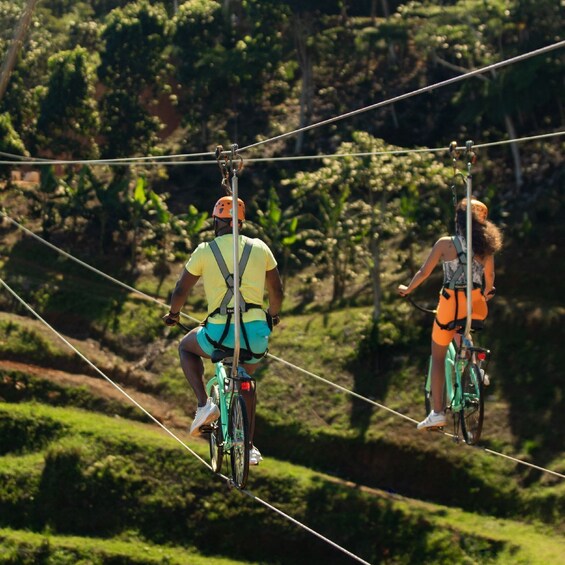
left=209, top=238, right=253, bottom=315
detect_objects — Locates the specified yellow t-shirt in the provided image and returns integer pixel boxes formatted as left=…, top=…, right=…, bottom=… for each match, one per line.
left=186, top=234, right=277, bottom=324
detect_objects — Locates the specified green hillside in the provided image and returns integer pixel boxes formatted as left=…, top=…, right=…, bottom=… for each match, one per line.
left=0, top=402, right=564, bottom=564
left=0, top=0, right=564, bottom=564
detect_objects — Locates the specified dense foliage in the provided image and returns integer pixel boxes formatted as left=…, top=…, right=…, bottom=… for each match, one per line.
left=0, top=1, right=563, bottom=563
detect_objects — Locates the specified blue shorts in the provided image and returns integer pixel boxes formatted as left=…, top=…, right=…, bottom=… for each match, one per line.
left=196, top=320, right=271, bottom=364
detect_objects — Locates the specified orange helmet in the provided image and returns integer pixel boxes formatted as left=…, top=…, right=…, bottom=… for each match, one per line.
left=462, top=198, right=488, bottom=224
left=212, top=196, right=245, bottom=223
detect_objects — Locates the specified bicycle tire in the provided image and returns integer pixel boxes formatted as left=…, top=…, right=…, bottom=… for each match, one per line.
left=460, top=363, right=484, bottom=445
left=229, top=393, right=249, bottom=488
left=209, top=384, right=223, bottom=473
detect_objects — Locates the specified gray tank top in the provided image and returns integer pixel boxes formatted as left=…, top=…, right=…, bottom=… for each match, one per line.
left=443, top=236, right=484, bottom=288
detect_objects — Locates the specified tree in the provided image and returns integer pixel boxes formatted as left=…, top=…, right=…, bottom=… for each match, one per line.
left=289, top=131, right=453, bottom=319
left=98, top=0, right=169, bottom=158
left=254, top=186, right=301, bottom=284
left=171, top=0, right=289, bottom=147
left=402, top=0, right=564, bottom=191
left=0, top=112, right=26, bottom=181
left=36, top=47, right=100, bottom=159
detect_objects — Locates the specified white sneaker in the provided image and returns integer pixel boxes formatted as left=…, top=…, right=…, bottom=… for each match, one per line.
left=249, top=445, right=263, bottom=465
left=417, top=410, right=446, bottom=430
left=189, top=398, right=220, bottom=437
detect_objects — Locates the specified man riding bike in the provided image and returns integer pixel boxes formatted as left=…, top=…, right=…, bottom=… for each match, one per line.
left=163, top=196, right=284, bottom=464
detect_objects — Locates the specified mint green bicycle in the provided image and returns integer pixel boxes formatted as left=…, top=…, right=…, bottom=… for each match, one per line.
left=205, top=348, right=255, bottom=489
left=408, top=296, right=490, bottom=445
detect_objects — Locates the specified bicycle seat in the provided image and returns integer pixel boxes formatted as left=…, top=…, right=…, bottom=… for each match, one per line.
left=451, top=319, right=485, bottom=333
left=210, top=348, right=253, bottom=363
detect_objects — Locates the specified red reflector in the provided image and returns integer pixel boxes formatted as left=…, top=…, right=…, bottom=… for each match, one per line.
left=477, top=352, right=487, bottom=361
left=241, top=382, right=251, bottom=391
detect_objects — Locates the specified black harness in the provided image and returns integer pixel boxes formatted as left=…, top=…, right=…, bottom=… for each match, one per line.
left=203, top=239, right=266, bottom=359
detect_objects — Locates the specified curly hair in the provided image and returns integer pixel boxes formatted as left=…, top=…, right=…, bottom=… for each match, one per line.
left=456, top=202, right=503, bottom=257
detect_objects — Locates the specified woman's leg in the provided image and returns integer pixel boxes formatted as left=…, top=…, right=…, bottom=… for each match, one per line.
left=431, top=340, right=449, bottom=413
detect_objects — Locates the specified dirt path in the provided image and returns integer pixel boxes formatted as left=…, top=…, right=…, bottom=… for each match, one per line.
left=0, top=359, right=190, bottom=430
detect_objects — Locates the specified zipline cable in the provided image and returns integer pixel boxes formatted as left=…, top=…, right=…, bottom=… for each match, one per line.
left=269, top=354, right=565, bottom=479
left=0, top=149, right=212, bottom=164
left=0, top=276, right=372, bottom=565
left=2, top=210, right=564, bottom=480
left=237, top=40, right=565, bottom=154
left=1, top=129, right=563, bottom=167
left=0, top=210, right=200, bottom=327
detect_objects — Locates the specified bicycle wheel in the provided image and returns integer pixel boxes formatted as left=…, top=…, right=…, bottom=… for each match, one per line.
left=208, top=385, right=223, bottom=473
left=229, top=393, right=249, bottom=488
left=460, top=363, right=484, bottom=445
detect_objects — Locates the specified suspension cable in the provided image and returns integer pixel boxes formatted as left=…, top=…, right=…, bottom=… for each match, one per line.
left=0, top=276, right=372, bottom=565
left=2, top=210, right=564, bottom=479
left=0, top=210, right=200, bottom=326
left=237, top=40, right=565, bottom=154
left=2, top=129, right=563, bottom=168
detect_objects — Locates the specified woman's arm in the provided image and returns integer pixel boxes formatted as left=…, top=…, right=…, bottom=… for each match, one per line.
left=483, top=254, right=495, bottom=299
left=398, top=238, right=446, bottom=296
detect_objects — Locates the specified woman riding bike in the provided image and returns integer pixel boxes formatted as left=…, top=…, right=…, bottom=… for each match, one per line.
left=398, top=198, right=503, bottom=430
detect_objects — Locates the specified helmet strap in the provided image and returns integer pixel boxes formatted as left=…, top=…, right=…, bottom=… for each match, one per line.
left=214, top=217, right=241, bottom=237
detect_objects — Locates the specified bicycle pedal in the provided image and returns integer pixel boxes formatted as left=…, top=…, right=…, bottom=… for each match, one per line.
left=199, top=425, right=213, bottom=433
left=427, top=425, right=444, bottom=432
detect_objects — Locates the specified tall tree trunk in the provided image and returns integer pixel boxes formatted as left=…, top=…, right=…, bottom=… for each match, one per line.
left=368, top=189, right=382, bottom=321
left=503, top=113, right=523, bottom=190
left=0, top=0, right=40, bottom=102
left=369, top=233, right=382, bottom=321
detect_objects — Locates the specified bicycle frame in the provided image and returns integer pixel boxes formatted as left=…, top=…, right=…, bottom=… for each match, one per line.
left=425, top=332, right=490, bottom=443
left=206, top=359, right=251, bottom=452
left=205, top=353, right=254, bottom=487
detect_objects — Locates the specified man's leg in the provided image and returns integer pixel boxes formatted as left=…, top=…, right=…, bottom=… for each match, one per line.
left=179, top=328, right=210, bottom=407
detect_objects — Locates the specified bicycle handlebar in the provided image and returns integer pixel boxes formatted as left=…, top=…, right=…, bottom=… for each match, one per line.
left=403, top=295, right=437, bottom=315
left=176, top=321, right=191, bottom=333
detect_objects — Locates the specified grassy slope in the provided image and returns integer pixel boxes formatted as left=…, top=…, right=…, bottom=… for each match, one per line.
left=0, top=402, right=563, bottom=564
left=0, top=197, right=564, bottom=562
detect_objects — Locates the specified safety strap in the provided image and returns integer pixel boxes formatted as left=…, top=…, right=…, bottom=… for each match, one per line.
left=204, top=316, right=267, bottom=360
left=436, top=236, right=466, bottom=331
left=205, top=238, right=266, bottom=359
left=209, top=239, right=253, bottom=315
left=446, top=236, right=470, bottom=290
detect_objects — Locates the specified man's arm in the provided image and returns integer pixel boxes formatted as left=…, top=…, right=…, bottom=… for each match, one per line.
left=265, top=267, right=283, bottom=317
left=163, top=269, right=200, bottom=325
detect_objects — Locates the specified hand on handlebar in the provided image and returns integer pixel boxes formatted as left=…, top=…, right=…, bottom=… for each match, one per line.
left=397, top=284, right=410, bottom=297
left=265, top=310, right=280, bottom=331
left=163, top=311, right=180, bottom=326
